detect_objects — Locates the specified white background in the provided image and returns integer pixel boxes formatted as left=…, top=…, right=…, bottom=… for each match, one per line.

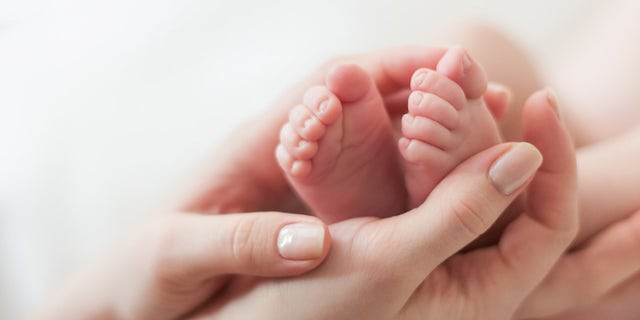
left=1, top=0, right=592, bottom=318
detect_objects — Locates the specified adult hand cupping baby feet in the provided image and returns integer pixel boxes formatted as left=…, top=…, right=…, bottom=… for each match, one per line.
left=192, top=89, right=578, bottom=320
left=33, top=46, right=640, bottom=320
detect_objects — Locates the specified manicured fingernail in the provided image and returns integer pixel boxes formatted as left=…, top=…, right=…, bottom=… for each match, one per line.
left=489, top=143, right=543, bottom=195
left=545, top=87, right=561, bottom=119
left=277, top=223, right=325, bottom=260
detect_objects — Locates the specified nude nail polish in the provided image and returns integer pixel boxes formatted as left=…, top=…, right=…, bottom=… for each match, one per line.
left=277, top=223, right=325, bottom=260
left=489, top=143, right=543, bottom=195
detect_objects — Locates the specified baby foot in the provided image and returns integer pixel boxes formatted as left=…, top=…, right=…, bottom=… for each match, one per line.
left=400, top=48, right=503, bottom=208
left=276, top=64, right=404, bottom=223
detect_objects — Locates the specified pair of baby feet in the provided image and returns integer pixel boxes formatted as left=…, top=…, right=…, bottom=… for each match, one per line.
left=276, top=47, right=505, bottom=222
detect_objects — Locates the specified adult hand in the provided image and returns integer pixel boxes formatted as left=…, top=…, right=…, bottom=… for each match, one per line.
left=32, top=45, right=489, bottom=320
left=171, top=45, right=640, bottom=318
left=188, top=89, right=578, bottom=319
left=33, top=47, right=640, bottom=319
left=175, top=46, right=640, bottom=318
left=516, top=209, right=640, bottom=319
left=546, top=268, right=640, bottom=320
left=458, top=93, right=640, bottom=319
left=32, top=212, right=331, bottom=319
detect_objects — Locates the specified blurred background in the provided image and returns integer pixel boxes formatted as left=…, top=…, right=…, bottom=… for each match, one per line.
left=0, top=0, right=592, bottom=318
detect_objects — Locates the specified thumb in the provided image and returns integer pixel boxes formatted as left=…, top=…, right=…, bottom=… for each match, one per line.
left=149, top=212, right=330, bottom=282
left=364, top=141, right=542, bottom=276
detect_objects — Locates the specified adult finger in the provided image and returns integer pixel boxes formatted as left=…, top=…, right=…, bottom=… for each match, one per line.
left=147, top=212, right=330, bottom=284
left=483, top=82, right=511, bottom=120
left=546, top=272, right=640, bottom=320
left=476, top=89, right=577, bottom=308
left=357, top=140, right=542, bottom=278
left=517, top=210, right=640, bottom=318
left=400, top=89, right=576, bottom=318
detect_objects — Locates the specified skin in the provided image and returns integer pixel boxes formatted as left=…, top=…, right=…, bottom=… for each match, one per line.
left=32, top=212, right=333, bottom=319
left=37, top=88, right=580, bottom=320
left=438, top=20, right=640, bottom=316
left=439, top=19, right=640, bottom=247
left=191, top=89, right=577, bottom=320
left=32, top=48, right=640, bottom=319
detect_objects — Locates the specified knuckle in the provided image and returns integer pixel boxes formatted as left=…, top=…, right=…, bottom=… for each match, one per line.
left=230, top=217, right=261, bottom=270
left=450, top=196, right=491, bottom=238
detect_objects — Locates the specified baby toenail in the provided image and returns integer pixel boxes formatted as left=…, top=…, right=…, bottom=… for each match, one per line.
left=403, top=113, right=415, bottom=124
left=303, top=118, right=314, bottom=129
left=318, top=99, right=329, bottom=114
left=411, top=92, right=423, bottom=106
left=291, top=161, right=302, bottom=173
left=412, top=71, right=427, bottom=87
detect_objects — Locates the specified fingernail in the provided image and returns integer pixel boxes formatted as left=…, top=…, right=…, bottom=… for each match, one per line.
left=277, top=223, right=325, bottom=260
left=489, top=143, right=543, bottom=195
left=545, top=87, right=561, bottom=119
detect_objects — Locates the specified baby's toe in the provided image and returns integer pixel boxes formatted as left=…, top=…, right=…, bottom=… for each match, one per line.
left=401, top=114, right=454, bottom=150
left=289, top=104, right=327, bottom=141
left=398, top=137, right=450, bottom=167
left=436, top=46, right=488, bottom=99
left=275, top=144, right=312, bottom=178
left=408, top=91, right=459, bottom=130
left=303, top=86, right=342, bottom=125
left=411, top=68, right=466, bottom=110
left=279, top=123, right=318, bottom=160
